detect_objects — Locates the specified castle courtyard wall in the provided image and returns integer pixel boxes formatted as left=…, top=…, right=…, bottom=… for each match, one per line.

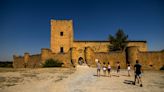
left=13, top=56, right=24, bottom=68
left=13, top=49, right=164, bottom=70
left=73, top=41, right=147, bottom=53
left=94, top=52, right=126, bottom=68
left=138, top=51, right=164, bottom=70
left=127, top=41, right=148, bottom=51
left=50, top=52, right=71, bottom=67
left=26, top=54, right=41, bottom=68
left=13, top=19, right=163, bottom=70
left=73, top=41, right=109, bottom=52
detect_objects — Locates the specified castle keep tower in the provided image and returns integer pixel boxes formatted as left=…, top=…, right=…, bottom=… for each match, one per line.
left=50, top=19, right=74, bottom=53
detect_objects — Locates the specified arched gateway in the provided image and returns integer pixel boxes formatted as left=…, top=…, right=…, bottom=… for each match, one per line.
left=78, top=57, right=84, bottom=65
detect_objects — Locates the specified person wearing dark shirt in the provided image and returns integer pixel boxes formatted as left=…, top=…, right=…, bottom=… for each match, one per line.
left=116, top=62, right=120, bottom=77
left=133, top=60, right=143, bottom=87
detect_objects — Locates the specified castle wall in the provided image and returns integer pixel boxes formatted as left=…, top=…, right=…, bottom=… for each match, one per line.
left=26, top=54, right=41, bottom=68
left=13, top=19, right=163, bottom=70
left=73, top=41, right=147, bottom=53
left=50, top=53, right=71, bottom=67
left=13, top=56, right=25, bottom=68
left=94, top=52, right=126, bottom=68
left=13, top=54, right=41, bottom=68
left=85, top=47, right=95, bottom=66
left=73, top=41, right=110, bottom=52
left=13, top=48, right=72, bottom=68
left=41, top=48, right=52, bottom=63
left=13, top=48, right=164, bottom=70
left=41, top=48, right=72, bottom=67
left=126, top=46, right=139, bottom=65
left=127, top=41, right=148, bottom=51
left=138, top=51, right=164, bottom=70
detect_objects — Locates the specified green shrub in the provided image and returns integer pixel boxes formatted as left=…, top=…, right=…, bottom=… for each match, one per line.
left=43, top=59, right=63, bottom=67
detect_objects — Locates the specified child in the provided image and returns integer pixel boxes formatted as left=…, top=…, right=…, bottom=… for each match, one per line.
left=102, top=62, right=107, bottom=76
left=107, top=62, right=111, bottom=77
left=127, top=63, right=131, bottom=76
left=97, top=61, right=101, bottom=77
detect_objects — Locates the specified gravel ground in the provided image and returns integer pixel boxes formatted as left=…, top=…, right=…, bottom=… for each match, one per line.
left=0, top=66, right=163, bottom=92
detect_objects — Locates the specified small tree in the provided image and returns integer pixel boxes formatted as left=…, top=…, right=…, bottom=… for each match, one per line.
left=109, top=29, right=128, bottom=51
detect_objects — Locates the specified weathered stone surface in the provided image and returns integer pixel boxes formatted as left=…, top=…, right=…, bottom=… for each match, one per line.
left=13, top=19, right=163, bottom=70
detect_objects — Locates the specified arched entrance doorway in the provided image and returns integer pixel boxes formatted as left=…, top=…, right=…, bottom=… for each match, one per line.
left=78, top=57, right=84, bottom=65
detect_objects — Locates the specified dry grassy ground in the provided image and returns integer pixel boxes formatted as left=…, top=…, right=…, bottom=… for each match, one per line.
left=0, top=66, right=163, bottom=92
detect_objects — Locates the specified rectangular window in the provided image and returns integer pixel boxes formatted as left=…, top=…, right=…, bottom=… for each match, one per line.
left=60, top=47, right=64, bottom=53
left=60, top=32, right=63, bottom=36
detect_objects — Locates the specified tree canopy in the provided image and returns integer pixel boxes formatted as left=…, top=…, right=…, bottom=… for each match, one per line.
left=108, top=29, right=128, bottom=51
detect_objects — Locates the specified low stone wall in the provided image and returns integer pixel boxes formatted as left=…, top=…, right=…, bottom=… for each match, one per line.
left=13, top=48, right=164, bottom=70
left=13, top=54, right=41, bottom=68
left=26, top=54, right=41, bottom=68
left=13, top=56, right=24, bottom=68
left=138, top=51, right=164, bottom=70
left=50, top=52, right=71, bottom=67
left=94, top=52, right=126, bottom=68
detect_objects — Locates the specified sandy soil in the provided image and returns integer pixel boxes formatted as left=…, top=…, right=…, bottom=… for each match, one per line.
left=0, top=66, right=164, bottom=92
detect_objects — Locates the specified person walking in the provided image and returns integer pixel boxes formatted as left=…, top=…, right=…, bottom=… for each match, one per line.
left=133, top=60, right=143, bottom=87
left=116, top=61, right=120, bottom=77
left=127, top=63, right=131, bottom=76
left=107, top=62, right=111, bottom=77
left=102, top=62, right=107, bottom=76
left=97, top=61, right=101, bottom=77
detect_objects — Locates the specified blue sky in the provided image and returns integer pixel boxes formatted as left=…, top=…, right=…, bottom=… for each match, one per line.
left=0, top=0, right=164, bottom=61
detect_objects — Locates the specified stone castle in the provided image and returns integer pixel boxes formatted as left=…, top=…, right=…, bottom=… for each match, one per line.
left=13, top=19, right=164, bottom=70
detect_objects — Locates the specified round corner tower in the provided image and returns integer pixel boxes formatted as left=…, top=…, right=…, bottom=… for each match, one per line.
left=126, top=46, right=139, bottom=65
left=50, top=19, right=74, bottom=53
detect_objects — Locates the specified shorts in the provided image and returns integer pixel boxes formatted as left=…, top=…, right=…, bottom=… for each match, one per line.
left=127, top=67, right=130, bottom=71
left=97, top=69, right=100, bottom=71
left=108, top=69, right=111, bottom=72
left=135, top=73, right=142, bottom=77
left=103, top=68, right=106, bottom=71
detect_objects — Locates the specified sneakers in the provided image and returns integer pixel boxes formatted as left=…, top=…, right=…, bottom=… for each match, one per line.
left=133, top=82, right=143, bottom=87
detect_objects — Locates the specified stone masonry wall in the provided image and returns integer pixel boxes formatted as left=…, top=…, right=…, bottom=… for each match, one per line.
left=73, top=41, right=109, bottom=52
left=138, top=51, right=164, bottom=70
left=50, top=53, right=71, bottom=67
left=13, top=54, right=41, bottom=68
left=41, top=48, right=72, bottom=67
left=13, top=56, right=24, bottom=68
left=127, top=41, right=148, bottom=51
left=51, top=20, right=73, bottom=53
left=73, top=41, right=147, bottom=53
left=26, top=54, right=41, bottom=68
left=94, top=52, right=126, bottom=68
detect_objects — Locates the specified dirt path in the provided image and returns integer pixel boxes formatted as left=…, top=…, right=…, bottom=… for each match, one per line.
left=50, top=66, right=164, bottom=92
left=0, top=68, right=75, bottom=92
left=0, top=67, right=164, bottom=92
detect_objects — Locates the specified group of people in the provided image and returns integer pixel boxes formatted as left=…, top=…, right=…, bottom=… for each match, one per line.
left=96, top=60, right=143, bottom=87
left=97, top=61, right=121, bottom=77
